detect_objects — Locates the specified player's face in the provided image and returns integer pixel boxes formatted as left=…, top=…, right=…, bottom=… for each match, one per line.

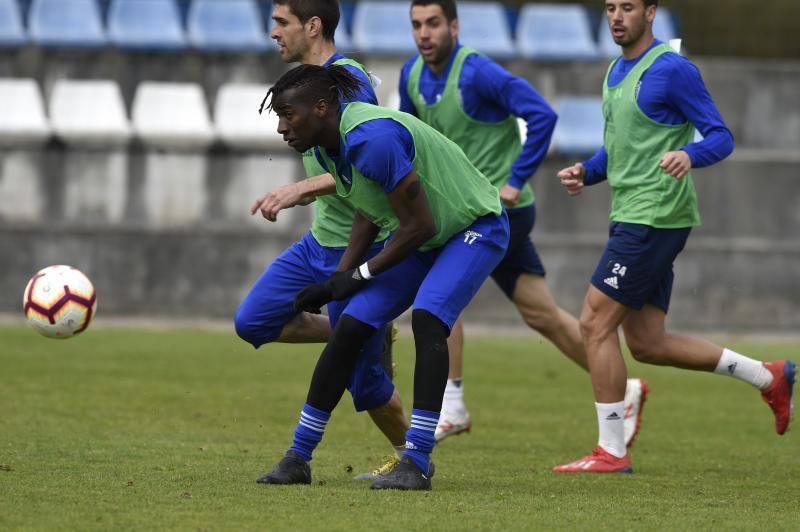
left=411, top=5, right=458, bottom=67
left=272, top=89, right=327, bottom=153
left=271, top=4, right=310, bottom=63
left=605, top=0, right=654, bottom=47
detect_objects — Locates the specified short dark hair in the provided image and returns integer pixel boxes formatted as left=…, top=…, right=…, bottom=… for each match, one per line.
left=410, top=0, right=458, bottom=22
left=260, top=64, right=364, bottom=115
left=644, top=0, right=659, bottom=6
left=273, top=0, right=340, bottom=41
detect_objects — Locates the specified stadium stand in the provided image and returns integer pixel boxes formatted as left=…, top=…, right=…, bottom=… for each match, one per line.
left=599, top=7, right=677, bottom=57
left=28, top=0, right=106, bottom=48
left=188, top=0, right=269, bottom=52
left=352, top=1, right=417, bottom=55
left=516, top=4, right=599, bottom=60
left=132, top=81, right=214, bottom=148
left=49, top=80, right=131, bottom=146
left=457, top=2, right=516, bottom=59
left=108, top=0, right=187, bottom=51
left=0, top=78, right=50, bottom=145
left=551, top=96, right=604, bottom=155
left=215, top=83, right=285, bottom=150
left=0, top=0, right=27, bottom=47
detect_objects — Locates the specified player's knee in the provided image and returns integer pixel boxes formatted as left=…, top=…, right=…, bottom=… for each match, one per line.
left=233, top=309, right=279, bottom=348
left=411, top=309, right=449, bottom=346
left=521, top=305, right=559, bottom=334
left=329, top=315, right=375, bottom=354
left=627, top=338, right=663, bottom=364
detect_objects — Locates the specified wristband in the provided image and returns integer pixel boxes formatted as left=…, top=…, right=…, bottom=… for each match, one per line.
left=358, top=263, right=373, bottom=280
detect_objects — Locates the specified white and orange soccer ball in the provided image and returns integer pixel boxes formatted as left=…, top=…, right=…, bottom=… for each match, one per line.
left=22, top=265, right=97, bottom=339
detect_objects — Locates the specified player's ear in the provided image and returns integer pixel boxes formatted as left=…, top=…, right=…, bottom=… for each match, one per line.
left=306, top=15, right=322, bottom=38
left=646, top=5, right=656, bottom=23
left=313, top=98, right=329, bottom=117
left=450, top=17, right=459, bottom=38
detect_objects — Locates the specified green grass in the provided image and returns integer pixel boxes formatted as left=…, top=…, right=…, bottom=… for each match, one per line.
left=0, top=325, right=797, bottom=531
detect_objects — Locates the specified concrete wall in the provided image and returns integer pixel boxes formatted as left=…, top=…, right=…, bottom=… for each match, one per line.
left=2, top=56, right=799, bottom=332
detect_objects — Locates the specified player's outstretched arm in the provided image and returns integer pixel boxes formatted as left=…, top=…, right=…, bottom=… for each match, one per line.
left=250, top=173, right=336, bottom=221
left=557, top=163, right=586, bottom=197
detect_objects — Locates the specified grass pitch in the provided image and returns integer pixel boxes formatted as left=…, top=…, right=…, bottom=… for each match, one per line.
left=0, top=324, right=797, bottom=531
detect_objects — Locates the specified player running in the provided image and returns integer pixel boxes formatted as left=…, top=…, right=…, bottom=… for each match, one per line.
left=399, top=0, right=647, bottom=444
left=257, top=64, right=510, bottom=490
left=554, top=0, right=795, bottom=474
left=234, top=0, right=410, bottom=481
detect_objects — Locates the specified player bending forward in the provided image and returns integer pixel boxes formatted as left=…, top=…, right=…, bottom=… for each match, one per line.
left=258, top=64, right=510, bottom=490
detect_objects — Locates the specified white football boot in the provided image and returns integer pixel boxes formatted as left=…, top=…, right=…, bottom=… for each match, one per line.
left=623, top=378, right=650, bottom=448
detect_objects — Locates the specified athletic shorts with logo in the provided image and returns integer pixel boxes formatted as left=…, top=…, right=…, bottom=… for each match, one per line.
left=235, top=232, right=394, bottom=412
left=490, top=203, right=546, bottom=298
left=590, top=222, right=691, bottom=312
left=343, top=211, right=510, bottom=332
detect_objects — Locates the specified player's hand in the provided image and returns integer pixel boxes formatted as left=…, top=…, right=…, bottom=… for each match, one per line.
left=660, top=150, right=692, bottom=180
left=250, top=183, right=301, bottom=222
left=499, top=184, right=521, bottom=208
left=293, top=283, right=330, bottom=314
left=557, top=163, right=585, bottom=197
left=293, top=269, right=369, bottom=313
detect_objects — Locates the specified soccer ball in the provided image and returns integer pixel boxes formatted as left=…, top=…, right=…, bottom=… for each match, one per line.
left=22, top=265, right=97, bottom=339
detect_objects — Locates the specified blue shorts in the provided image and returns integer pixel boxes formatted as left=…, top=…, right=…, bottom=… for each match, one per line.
left=490, top=203, right=546, bottom=299
left=590, top=222, right=691, bottom=312
left=342, top=211, right=510, bottom=332
left=234, top=232, right=394, bottom=412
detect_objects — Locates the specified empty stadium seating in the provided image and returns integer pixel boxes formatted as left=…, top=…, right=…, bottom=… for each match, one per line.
left=352, top=1, right=416, bottom=55
left=132, top=81, right=214, bottom=149
left=49, top=80, right=131, bottom=146
left=108, top=0, right=187, bottom=50
left=551, top=96, right=604, bottom=155
left=0, top=78, right=49, bottom=145
left=0, top=0, right=27, bottom=47
left=457, top=1, right=516, bottom=59
left=29, top=0, right=106, bottom=48
left=188, top=0, right=269, bottom=52
left=215, top=84, right=285, bottom=150
left=517, top=4, right=599, bottom=61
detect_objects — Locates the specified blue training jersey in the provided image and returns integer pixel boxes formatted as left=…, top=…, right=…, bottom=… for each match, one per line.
left=399, top=43, right=557, bottom=190
left=583, top=40, right=734, bottom=185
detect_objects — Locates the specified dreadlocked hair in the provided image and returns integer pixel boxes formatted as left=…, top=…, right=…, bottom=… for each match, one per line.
left=259, top=64, right=365, bottom=115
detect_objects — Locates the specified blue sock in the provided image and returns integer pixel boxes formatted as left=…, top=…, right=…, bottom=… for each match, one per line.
left=402, top=408, right=439, bottom=474
left=287, top=403, right=330, bottom=462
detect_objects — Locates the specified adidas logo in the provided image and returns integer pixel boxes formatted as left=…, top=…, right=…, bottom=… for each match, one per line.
left=604, top=276, right=619, bottom=290
left=727, top=362, right=738, bottom=375
left=606, top=412, right=620, bottom=421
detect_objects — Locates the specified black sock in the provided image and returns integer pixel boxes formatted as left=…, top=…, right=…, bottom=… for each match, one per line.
left=306, top=315, right=376, bottom=412
left=411, top=309, right=450, bottom=412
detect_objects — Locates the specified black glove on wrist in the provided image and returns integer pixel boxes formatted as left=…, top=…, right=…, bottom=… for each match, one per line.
left=293, top=268, right=370, bottom=314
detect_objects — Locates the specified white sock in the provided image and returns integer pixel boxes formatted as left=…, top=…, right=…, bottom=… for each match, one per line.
left=393, top=445, right=406, bottom=459
left=442, top=378, right=464, bottom=410
left=596, top=401, right=626, bottom=458
left=714, top=348, right=773, bottom=390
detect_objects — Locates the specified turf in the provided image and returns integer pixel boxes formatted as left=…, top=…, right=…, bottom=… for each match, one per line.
left=0, top=324, right=797, bottom=531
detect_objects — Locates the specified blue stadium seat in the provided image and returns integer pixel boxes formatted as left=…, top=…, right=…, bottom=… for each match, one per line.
left=599, top=7, right=677, bottom=57
left=352, top=1, right=416, bottom=55
left=516, top=4, right=599, bottom=61
left=552, top=96, right=604, bottom=155
left=0, top=0, right=26, bottom=47
left=28, top=0, right=106, bottom=48
left=458, top=2, right=515, bottom=59
left=188, top=0, right=269, bottom=52
left=108, top=0, right=187, bottom=51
